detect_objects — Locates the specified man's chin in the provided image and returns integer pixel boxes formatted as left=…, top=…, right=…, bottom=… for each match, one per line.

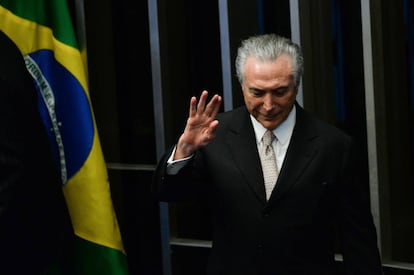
left=259, top=120, right=278, bottom=130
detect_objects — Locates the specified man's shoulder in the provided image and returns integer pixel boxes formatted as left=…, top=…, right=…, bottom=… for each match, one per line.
left=297, top=105, right=351, bottom=141
left=216, top=105, right=247, bottom=120
left=0, top=31, right=30, bottom=88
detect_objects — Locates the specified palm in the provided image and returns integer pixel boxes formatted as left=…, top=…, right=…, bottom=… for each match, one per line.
left=175, top=91, right=222, bottom=159
left=184, top=114, right=216, bottom=147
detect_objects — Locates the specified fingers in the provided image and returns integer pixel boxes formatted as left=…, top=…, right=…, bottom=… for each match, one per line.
left=196, top=90, right=209, bottom=115
left=204, top=120, right=220, bottom=142
left=189, top=90, right=222, bottom=119
left=209, top=119, right=220, bottom=134
left=189, top=91, right=208, bottom=117
left=189, top=96, right=197, bottom=117
left=198, top=91, right=222, bottom=116
left=205, top=94, right=222, bottom=117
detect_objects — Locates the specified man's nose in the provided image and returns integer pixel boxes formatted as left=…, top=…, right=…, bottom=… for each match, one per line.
left=263, top=93, right=274, bottom=110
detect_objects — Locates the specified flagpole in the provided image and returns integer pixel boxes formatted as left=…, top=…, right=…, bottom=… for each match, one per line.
left=72, top=0, right=88, bottom=75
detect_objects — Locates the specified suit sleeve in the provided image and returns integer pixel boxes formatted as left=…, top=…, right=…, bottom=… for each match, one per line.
left=0, top=77, right=26, bottom=218
left=337, top=138, right=383, bottom=274
left=152, top=146, right=209, bottom=202
left=0, top=32, right=71, bottom=273
left=0, top=34, right=34, bottom=218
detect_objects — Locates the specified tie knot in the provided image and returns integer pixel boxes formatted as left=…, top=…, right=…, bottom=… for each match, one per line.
left=263, top=130, right=275, bottom=147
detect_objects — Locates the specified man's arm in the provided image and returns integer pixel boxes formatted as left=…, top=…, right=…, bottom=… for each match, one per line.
left=166, top=146, right=193, bottom=175
left=337, top=139, right=383, bottom=274
left=152, top=91, right=222, bottom=201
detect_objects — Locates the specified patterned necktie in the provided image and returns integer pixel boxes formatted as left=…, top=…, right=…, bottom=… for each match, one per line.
left=259, top=130, right=279, bottom=200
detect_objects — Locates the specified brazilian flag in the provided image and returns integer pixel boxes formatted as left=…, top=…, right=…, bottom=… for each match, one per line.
left=0, top=1, right=129, bottom=274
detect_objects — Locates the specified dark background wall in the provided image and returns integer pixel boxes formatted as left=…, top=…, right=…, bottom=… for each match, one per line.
left=82, top=0, right=414, bottom=274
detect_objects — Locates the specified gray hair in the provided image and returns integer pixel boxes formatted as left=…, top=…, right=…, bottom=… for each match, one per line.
left=235, top=33, right=304, bottom=86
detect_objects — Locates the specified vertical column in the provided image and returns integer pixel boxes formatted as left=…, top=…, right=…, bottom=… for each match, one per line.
left=289, top=0, right=303, bottom=107
left=148, top=0, right=172, bottom=274
left=218, top=0, right=233, bottom=111
left=360, top=0, right=382, bottom=254
left=73, top=0, right=87, bottom=54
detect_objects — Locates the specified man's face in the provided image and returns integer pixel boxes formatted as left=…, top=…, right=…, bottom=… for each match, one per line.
left=242, top=54, right=298, bottom=130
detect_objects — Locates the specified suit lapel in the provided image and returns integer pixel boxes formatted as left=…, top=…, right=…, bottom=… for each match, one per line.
left=223, top=105, right=320, bottom=204
left=225, top=107, right=267, bottom=203
left=269, top=104, right=319, bottom=203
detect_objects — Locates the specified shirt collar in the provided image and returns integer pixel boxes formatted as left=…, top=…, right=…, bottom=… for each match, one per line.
left=251, top=104, right=296, bottom=146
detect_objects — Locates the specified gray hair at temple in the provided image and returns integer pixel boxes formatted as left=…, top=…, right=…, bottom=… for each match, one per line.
left=235, top=33, right=304, bottom=87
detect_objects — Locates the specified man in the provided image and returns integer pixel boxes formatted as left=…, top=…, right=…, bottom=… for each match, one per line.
left=153, top=33, right=383, bottom=274
left=0, top=30, right=71, bottom=274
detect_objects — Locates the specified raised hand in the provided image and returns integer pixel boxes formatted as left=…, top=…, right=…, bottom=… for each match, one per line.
left=174, top=90, right=222, bottom=160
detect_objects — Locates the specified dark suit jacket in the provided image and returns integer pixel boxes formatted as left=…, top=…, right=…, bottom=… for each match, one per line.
left=0, top=31, right=72, bottom=274
left=154, top=104, right=382, bottom=275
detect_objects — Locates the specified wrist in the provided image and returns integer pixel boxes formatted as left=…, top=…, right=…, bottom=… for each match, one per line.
left=174, top=141, right=195, bottom=160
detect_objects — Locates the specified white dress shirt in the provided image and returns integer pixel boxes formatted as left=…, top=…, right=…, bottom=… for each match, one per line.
left=251, top=105, right=296, bottom=171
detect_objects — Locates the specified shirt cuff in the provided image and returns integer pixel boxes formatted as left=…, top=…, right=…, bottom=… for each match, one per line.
left=166, top=146, right=193, bottom=175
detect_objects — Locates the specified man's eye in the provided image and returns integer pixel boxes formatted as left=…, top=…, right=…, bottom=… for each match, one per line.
left=274, top=88, right=287, bottom=95
left=250, top=90, right=263, bottom=97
